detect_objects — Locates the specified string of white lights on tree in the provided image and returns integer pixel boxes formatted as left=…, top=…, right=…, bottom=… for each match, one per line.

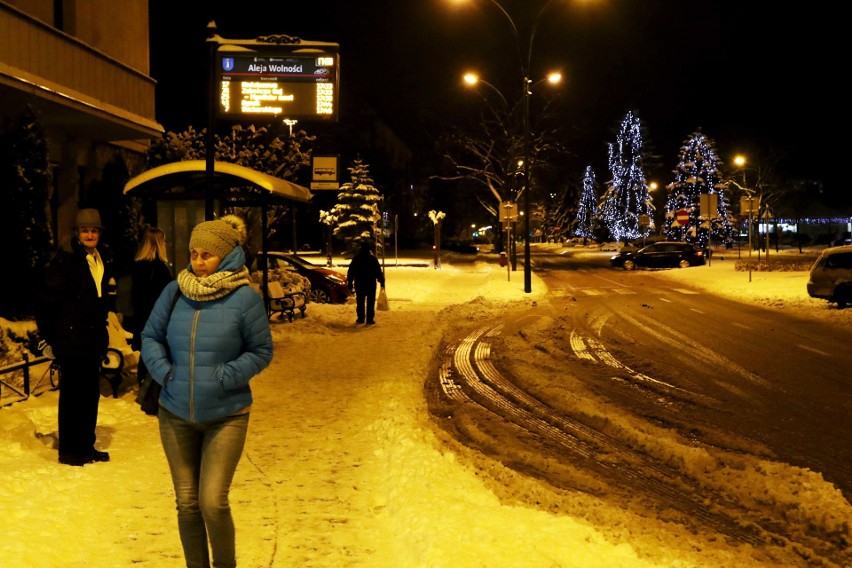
left=572, top=165, right=598, bottom=239
left=663, top=130, right=734, bottom=247
left=598, top=111, right=653, bottom=242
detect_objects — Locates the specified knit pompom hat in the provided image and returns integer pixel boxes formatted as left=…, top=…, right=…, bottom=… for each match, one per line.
left=189, top=214, right=247, bottom=259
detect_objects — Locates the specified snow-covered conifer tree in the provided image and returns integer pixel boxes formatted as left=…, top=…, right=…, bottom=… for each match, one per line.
left=333, top=158, right=382, bottom=252
left=663, top=130, right=734, bottom=247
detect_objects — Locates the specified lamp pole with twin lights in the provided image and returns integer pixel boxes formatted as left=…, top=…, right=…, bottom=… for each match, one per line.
left=454, top=0, right=572, bottom=293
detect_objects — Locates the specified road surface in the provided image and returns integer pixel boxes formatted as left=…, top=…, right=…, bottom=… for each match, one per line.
left=428, top=250, right=851, bottom=566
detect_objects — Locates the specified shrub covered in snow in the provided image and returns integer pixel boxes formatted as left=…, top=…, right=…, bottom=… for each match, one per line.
left=250, top=268, right=311, bottom=294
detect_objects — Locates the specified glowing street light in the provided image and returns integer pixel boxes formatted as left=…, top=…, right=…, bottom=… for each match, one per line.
left=454, top=0, right=578, bottom=293
left=462, top=73, right=509, bottom=107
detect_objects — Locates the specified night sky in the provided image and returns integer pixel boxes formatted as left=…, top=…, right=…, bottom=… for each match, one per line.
left=149, top=0, right=838, bottom=202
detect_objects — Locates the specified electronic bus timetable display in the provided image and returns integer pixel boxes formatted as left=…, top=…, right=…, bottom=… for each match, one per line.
left=217, top=52, right=339, bottom=121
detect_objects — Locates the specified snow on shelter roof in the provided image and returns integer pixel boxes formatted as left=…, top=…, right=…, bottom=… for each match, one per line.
left=123, top=160, right=313, bottom=204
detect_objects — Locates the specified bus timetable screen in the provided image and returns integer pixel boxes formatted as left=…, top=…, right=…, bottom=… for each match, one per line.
left=217, top=53, right=338, bottom=121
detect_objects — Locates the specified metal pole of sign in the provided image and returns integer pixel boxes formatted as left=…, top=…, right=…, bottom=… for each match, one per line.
left=756, top=210, right=762, bottom=263
left=205, top=21, right=218, bottom=221
left=506, top=221, right=511, bottom=281
left=501, top=202, right=513, bottom=281
left=394, top=214, right=399, bottom=267
left=326, top=224, right=333, bottom=267
left=765, top=212, right=771, bottom=260
left=748, top=196, right=753, bottom=283
left=522, top=84, right=532, bottom=294
left=510, top=223, right=517, bottom=271
left=291, top=205, right=298, bottom=253
left=261, top=200, right=269, bottom=312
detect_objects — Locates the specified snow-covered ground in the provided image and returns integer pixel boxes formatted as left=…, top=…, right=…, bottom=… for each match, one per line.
left=0, top=246, right=849, bottom=567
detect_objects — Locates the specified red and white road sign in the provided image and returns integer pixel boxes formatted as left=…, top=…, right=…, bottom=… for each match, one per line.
left=676, top=209, right=689, bottom=224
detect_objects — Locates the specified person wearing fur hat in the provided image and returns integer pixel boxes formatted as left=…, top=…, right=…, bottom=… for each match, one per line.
left=36, top=208, right=114, bottom=466
left=141, top=214, right=272, bottom=568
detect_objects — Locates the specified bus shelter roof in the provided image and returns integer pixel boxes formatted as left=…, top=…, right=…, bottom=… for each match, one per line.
left=123, top=159, right=312, bottom=204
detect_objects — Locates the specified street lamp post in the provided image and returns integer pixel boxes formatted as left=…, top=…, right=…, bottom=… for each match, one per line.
left=459, top=0, right=568, bottom=293
left=733, top=155, right=755, bottom=282
left=429, top=210, right=446, bottom=269
left=522, top=75, right=532, bottom=293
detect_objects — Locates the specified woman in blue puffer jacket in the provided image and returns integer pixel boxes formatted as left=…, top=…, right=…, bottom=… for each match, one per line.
left=141, top=214, right=272, bottom=568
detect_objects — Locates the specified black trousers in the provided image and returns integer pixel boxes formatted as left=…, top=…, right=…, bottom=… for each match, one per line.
left=355, top=284, right=377, bottom=323
left=57, top=355, right=102, bottom=457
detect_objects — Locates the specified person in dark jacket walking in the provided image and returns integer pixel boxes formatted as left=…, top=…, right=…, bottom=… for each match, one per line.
left=126, top=227, right=173, bottom=385
left=142, top=214, right=272, bottom=568
left=36, top=208, right=113, bottom=466
left=347, top=241, right=385, bottom=325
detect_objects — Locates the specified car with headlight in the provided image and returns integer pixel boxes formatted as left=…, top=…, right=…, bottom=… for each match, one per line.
left=610, top=241, right=706, bottom=270
left=806, top=245, right=852, bottom=309
left=255, top=252, right=351, bottom=304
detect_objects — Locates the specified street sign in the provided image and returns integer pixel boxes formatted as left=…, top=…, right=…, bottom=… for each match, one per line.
left=216, top=50, right=339, bottom=121
left=638, top=214, right=650, bottom=227
left=499, top=201, right=518, bottom=223
left=311, top=155, right=339, bottom=190
left=740, top=196, right=759, bottom=215
left=699, top=194, right=718, bottom=217
left=676, top=209, right=689, bottom=225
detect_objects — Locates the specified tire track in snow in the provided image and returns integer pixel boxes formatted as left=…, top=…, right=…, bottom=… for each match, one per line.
left=439, top=324, right=766, bottom=547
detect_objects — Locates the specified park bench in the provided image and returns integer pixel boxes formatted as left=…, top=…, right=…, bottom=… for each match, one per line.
left=266, top=280, right=307, bottom=322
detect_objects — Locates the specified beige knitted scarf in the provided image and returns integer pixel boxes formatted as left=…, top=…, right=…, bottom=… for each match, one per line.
left=177, top=266, right=251, bottom=302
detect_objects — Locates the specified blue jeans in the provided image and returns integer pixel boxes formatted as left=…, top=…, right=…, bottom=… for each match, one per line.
left=159, top=408, right=249, bottom=568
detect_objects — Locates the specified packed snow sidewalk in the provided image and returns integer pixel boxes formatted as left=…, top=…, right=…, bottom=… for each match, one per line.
left=0, top=249, right=848, bottom=567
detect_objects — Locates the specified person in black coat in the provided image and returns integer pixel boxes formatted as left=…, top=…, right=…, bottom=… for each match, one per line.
left=126, top=227, right=173, bottom=384
left=36, top=208, right=114, bottom=466
left=346, top=241, right=385, bottom=325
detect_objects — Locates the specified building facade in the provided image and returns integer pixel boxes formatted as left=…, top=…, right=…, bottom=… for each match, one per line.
left=0, top=0, right=162, bottom=242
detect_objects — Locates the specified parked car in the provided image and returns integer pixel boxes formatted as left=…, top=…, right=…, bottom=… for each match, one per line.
left=256, top=252, right=351, bottom=304
left=806, top=245, right=852, bottom=308
left=610, top=241, right=707, bottom=270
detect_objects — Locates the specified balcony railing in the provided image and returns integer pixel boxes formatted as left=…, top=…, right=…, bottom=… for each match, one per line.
left=0, top=3, right=158, bottom=135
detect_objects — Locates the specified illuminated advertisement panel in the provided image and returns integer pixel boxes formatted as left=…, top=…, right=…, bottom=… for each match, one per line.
left=217, top=52, right=338, bottom=121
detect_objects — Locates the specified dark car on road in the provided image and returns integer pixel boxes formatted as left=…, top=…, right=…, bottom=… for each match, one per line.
left=610, top=241, right=707, bottom=270
left=257, top=252, right=351, bottom=304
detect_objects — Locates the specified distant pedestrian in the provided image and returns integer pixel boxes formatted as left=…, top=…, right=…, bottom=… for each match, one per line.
left=141, top=214, right=273, bottom=568
left=126, top=226, right=173, bottom=385
left=36, top=208, right=114, bottom=466
left=347, top=241, right=385, bottom=325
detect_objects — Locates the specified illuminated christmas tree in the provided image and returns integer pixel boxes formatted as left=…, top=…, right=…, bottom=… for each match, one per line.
left=572, top=165, right=598, bottom=239
left=663, top=130, right=734, bottom=247
left=599, top=111, right=652, bottom=242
